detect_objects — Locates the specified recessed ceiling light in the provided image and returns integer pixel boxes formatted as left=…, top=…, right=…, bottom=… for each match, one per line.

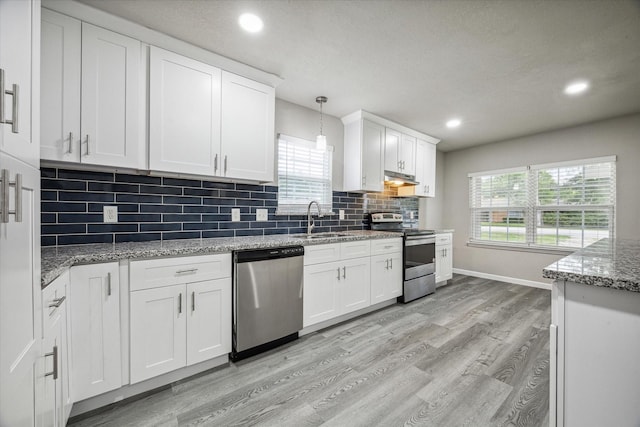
left=564, top=80, right=590, bottom=96
left=446, top=118, right=461, bottom=129
left=238, top=13, right=263, bottom=33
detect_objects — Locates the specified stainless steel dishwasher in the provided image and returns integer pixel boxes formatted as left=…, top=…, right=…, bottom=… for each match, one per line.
left=232, top=246, right=304, bottom=360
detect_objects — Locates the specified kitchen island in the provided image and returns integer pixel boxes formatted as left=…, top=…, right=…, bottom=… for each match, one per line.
left=543, top=239, right=640, bottom=427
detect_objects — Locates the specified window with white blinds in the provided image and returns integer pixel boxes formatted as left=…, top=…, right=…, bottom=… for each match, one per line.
left=469, top=156, right=616, bottom=249
left=277, top=134, right=333, bottom=215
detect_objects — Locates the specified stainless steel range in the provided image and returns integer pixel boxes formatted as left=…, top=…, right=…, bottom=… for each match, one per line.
left=368, top=213, right=436, bottom=303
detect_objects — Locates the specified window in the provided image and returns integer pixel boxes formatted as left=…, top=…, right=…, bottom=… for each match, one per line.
left=277, top=134, right=333, bottom=215
left=469, top=156, right=616, bottom=249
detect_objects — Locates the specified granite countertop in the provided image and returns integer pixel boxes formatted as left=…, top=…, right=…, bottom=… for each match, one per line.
left=543, top=238, right=640, bottom=293
left=41, top=230, right=402, bottom=288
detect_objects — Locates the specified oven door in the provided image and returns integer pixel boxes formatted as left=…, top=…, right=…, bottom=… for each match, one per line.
left=404, top=235, right=436, bottom=280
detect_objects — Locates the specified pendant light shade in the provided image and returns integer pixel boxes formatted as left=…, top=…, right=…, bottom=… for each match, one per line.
left=316, top=96, right=327, bottom=151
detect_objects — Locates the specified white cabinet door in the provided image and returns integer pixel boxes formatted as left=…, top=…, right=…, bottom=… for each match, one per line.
left=186, top=278, right=231, bottom=366
left=149, top=46, right=221, bottom=176
left=69, top=263, right=122, bottom=401
left=361, top=120, right=385, bottom=192
left=42, top=272, right=70, bottom=427
left=220, top=71, right=274, bottom=182
left=0, top=0, right=39, bottom=167
left=303, top=262, right=341, bottom=327
left=435, top=234, right=453, bottom=284
left=40, top=9, right=81, bottom=163
left=370, top=252, right=403, bottom=304
left=400, top=133, right=416, bottom=176
left=0, top=154, right=41, bottom=427
left=341, top=257, right=371, bottom=315
left=384, top=128, right=401, bottom=173
left=130, top=284, right=186, bottom=384
left=81, top=23, right=141, bottom=168
left=415, top=139, right=436, bottom=197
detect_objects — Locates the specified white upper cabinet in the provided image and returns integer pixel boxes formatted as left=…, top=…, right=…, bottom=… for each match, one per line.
left=149, top=46, right=221, bottom=176
left=40, top=9, right=81, bottom=163
left=385, top=128, right=416, bottom=176
left=149, top=50, right=275, bottom=182
left=40, top=10, right=143, bottom=169
left=415, top=139, right=436, bottom=197
left=0, top=0, right=39, bottom=167
left=221, top=71, right=275, bottom=182
left=342, top=114, right=385, bottom=192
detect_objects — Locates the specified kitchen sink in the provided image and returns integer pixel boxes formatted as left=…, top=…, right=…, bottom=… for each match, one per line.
left=295, top=232, right=349, bottom=240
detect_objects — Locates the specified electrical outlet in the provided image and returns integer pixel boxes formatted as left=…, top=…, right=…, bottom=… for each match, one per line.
left=104, top=206, right=118, bottom=223
left=409, top=211, right=415, bottom=219
left=231, top=208, right=241, bottom=222
left=256, top=209, right=268, bottom=221
left=339, top=210, right=345, bottom=220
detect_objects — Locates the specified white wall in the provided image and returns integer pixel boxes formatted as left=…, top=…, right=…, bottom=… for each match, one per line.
left=273, top=98, right=344, bottom=189
left=441, top=113, right=640, bottom=284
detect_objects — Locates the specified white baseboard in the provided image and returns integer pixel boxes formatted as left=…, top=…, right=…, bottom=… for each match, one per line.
left=453, top=268, right=552, bottom=290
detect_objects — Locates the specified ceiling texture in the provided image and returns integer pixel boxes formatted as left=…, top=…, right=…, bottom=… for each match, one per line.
left=76, top=0, right=640, bottom=151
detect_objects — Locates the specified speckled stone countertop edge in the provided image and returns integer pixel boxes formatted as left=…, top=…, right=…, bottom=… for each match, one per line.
left=542, top=238, right=640, bottom=293
left=41, top=231, right=403, bottom=288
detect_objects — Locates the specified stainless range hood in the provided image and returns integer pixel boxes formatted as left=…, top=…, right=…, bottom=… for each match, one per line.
left=384, top=170, right=419, bottom=186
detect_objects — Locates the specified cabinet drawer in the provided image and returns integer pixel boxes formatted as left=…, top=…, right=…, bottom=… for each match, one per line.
left=130, top=253, right=231, bottom=291
left=436, top=233, right=452, bottom=245
left=43, top=270, right=69, bottom=320
left=304, top=243, right=341, bottom=266
left=341, top=240, right=371, bottom=260
left=370, top=238, right=403, bottom=256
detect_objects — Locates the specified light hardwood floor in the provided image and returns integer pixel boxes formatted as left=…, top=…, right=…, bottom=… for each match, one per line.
left=70, top=274, right=551, bottom=427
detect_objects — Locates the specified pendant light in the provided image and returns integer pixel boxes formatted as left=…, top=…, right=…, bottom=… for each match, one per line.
left=316, top=96, right=327, bottom=151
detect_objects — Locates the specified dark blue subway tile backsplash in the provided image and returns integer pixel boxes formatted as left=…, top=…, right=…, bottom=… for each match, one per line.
left=40, top=167, right=419, bottom=246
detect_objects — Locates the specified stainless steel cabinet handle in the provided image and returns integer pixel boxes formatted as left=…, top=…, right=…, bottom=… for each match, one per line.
left=85, top=135, right=90, bottom=155
left=68, top=132, right=73, bottom=154
left=4, top=83, right=18, bottom=133
left=337, top=267, right=341, bottom=281
left=342, top=266, right=346, bottom=279
left=192, top=291, right=195, bottom=312
left=398, top=160, right=402, bottom=170
left=385, top=259, right=389, bottom=270
left=224, top=155, right=228, bottom=175
left=390, top=258, right=393, bottom=269
left=178, top=293, right=182, bottom=314
left=0, top=169, right=22, bottom=223
left=214, top=154, right=218, bottom=174
left=44, top=346, right=58, bottom=380
left=176, top=268, right=198, bottom=275
left=107, top=272, right=112, bottom=296
left=48, top=295, right=66, bottom=308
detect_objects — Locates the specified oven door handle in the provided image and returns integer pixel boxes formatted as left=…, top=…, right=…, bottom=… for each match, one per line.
left=404, top=237, right=435, bottom=247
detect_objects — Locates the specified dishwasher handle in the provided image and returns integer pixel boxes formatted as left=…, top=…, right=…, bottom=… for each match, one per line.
left=235, top=246, right=304, bottom=263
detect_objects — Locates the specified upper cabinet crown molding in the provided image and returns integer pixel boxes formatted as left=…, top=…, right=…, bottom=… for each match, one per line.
left=341, top=110, right=440, bottom=145
left=41, top=0, right=283, bottom=88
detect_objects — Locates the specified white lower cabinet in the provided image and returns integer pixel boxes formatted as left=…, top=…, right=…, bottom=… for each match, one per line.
left=129, top=254, right=231, bottom=384
left=303, top=240, right=393, bottom=328
left=435, top=233, right=453, bottom=284
left=69, top=263, right=122, bottom=402
left=42, top=271, right=71, bottom=427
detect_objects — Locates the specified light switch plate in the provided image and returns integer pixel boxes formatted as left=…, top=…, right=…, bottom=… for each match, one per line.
left=104, top=206, right=118, bottom=223
left=339, top=210, right=345, bottom=220
left=231, top=208, right=241, bottom=222
left=256, top=209, right=268, bottom=221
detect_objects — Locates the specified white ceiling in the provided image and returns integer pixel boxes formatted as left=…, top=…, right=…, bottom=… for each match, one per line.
left=76, top=0, right=640, bottom=151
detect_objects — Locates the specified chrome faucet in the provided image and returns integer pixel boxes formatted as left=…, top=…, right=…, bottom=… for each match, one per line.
left=306, top=200, right=323, bottom=236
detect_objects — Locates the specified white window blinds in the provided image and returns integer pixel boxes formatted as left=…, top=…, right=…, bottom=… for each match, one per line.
left=469, top=156, right=616, bottom=249
left=277, top=134, right=333, bottom=215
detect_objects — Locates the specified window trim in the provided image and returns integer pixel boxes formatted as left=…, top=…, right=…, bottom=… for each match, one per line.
left=468, top=156, right=616, bottom=251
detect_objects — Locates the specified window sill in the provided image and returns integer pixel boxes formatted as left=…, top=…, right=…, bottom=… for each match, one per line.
left=466, top=241, right=575, bottom=256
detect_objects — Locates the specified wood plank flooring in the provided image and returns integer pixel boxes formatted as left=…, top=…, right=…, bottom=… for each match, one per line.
left=70, top=274, right=551, bottom=427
